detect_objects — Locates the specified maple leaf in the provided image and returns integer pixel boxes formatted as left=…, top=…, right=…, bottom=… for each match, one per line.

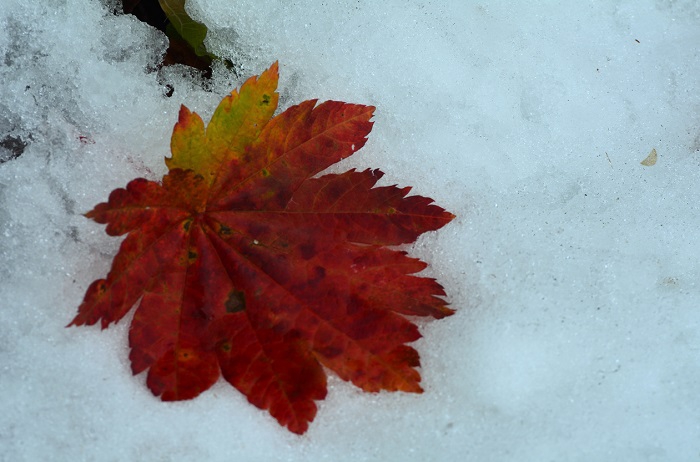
left=69, top=62, right=455, bottom=434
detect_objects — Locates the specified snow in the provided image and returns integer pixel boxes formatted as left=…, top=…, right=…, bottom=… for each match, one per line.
left=1, top=0, right=699, bottom=460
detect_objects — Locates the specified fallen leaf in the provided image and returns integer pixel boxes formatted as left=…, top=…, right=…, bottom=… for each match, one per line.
left=641, top=148, right=657, bottom=166
left=158, top=0, right=214, bottom=59
left=122, top=0, right=220, bottom=77
left=69, top=62, right=454, bottom=434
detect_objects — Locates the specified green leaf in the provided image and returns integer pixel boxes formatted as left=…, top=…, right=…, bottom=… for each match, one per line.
left=158, top=0, right=214, bottom=58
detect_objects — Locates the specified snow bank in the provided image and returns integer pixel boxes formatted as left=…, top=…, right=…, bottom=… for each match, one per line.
left=1, top=0, right=699, bottom=460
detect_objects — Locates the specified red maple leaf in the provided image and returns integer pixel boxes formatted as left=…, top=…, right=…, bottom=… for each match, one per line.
left=69, top=62, right=454, bottom=434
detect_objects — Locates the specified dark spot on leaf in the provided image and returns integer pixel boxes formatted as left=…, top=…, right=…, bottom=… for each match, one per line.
left=308, top=266, right=326, bottom=285
left=317, top=346, right=342, bottom=359
left=188, top=250, right=197, bottom=262
left=261, top=94, right=270, bottom=105
left=396, top=346, right=421, bottom=367
left=261, top=168, right=270, bottom=177
left=183, top=219, right=192, bottom=231
left=218, top=224, right=232, bottom=236
left=177, top=349, right=195, bottom=361
left=346, top=295, right=363, bottom=315
left=300, top=243, right=315, bottom=260
left=219, top=341, right=232, bottom=352
left=225, top=290, right=246, bottom=313
left=190, top=308, right=209, bottom=320
left=285, top=329, right=302, bottom=340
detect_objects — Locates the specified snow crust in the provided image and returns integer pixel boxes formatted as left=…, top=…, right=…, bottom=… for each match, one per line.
left=1, top=0, right=699, bottom=460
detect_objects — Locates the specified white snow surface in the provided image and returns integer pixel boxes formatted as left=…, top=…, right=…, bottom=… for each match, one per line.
left=1, top=0, right=700, bottom=460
